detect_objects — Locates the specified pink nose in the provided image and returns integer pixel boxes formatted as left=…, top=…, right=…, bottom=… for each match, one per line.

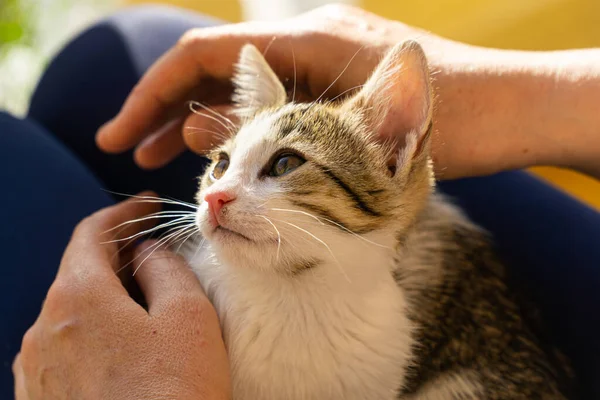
left=205, top=191, right=236, bottom=224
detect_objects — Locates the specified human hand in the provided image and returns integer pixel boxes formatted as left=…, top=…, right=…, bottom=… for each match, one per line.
left=96, top=4, right=466, bottom=170
left=13, top=196, right=231, bottom=400
left=99, top=4, right=598, bottom=181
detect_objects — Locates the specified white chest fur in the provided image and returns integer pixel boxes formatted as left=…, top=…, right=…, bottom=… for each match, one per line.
left=187, top=245, right=414, bottom=400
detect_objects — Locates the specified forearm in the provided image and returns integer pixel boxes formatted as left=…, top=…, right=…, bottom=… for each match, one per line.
left=429, top=45, right=600, bottom=179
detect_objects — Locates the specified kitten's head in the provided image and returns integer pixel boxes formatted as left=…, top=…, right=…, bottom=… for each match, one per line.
left=194, top=41, right=434, bottom=275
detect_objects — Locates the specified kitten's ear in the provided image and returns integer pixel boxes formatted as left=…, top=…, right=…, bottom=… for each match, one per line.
left=343, top=40, right=433, bottom=159
left=232, top=44, right=287, bottom=118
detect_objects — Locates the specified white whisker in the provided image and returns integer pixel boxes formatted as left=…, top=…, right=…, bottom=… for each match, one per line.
left=257, top=215, right=281, bottom=262
left=102, top=215, right=195, bottom=244
left=102, top=191, right=198, bottom=210
left=102, top=211, right=196, bottom=235
left=132, top=225, right=197, bottom=275
left=183, top=126, right=229, bottom=142
left=262, top=35, right=277, bottom=57
left=188, top=102, right=236, bottom=136
left=187, top=100, right=236, bottom=129
left=174, top=228, right=200, bottom=254
left=270, top=208, right=391, bottom=249
left=328, top=83, right=365, bottom=103
left=291, top=42, right=297, bottom=103
left=269, top=217, right=351, bottom=283
left=191, top=236, right=207, bottom=263
left=314, top=45, right=364, bottom=104
left=108, top=216, right=194, bottom=262
left=115, top=224, right=193, bottom=274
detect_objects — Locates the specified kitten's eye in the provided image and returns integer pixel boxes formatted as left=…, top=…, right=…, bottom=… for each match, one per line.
left=211, top=158, right=229, bottom=180
left=270, top=154, right=305, bottom=177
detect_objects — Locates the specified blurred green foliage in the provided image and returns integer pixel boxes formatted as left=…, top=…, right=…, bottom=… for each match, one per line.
left=0, top=0, right=112, bottom=114
left=0, top=0, right=33, bottom=50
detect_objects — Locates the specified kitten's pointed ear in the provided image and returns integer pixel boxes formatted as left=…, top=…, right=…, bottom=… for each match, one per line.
left=232, top=44, right=287, bottom=118
left=344, top=40, right=433, bottom=157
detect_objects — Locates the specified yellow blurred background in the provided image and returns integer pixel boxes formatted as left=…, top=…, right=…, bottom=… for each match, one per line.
left=123, top=0, right=600, bottom=209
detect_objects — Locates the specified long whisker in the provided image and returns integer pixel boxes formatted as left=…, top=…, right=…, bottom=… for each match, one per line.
left=188, top=102, right=236, bottom=136
left=270, top=208, right=391, bottom=249
left=101, top=215, right=195, bottom=244
left=268, top=217, right=351, bottom=283
left=314, top=45, right=364, bottom=104
left=271, top=207, right=323, bottom=224
left=116, top=224, right=194, bottom=274
left=183, top=126, right=229, bottom=142
left=192, top=236, right=207, bottom=262
left=102, top=211, right=196, bottom=235
left=286, top=46, right=365, bottom=139
left=187, top=101, right=236, bottom=129
left=131, top=225, right=197, bottom=275
left=107, top=216, right=195, bottom=260
left=174, top=228, right=200, bottom=254
left=291, top=41, right=297, bottom=103
left=101, top=191, right=198, bottom=210
left=327, top=83, right=365, bottom=103
left=256, top=215, right=281, bottom=262
left=262, top=35, right=277, bottom=57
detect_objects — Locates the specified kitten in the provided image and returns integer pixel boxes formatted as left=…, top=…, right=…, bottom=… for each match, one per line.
left=183, top=41, right=574, bottom=399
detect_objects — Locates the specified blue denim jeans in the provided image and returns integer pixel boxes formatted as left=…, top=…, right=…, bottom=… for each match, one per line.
left=1, top=5, right=598, bottom=398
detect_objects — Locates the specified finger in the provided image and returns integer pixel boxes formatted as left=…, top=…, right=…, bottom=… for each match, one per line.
left=132, top=240, right=206, bottom=315
left=12, top=355, right=28, bottom=400
left=182, top=104, right=237, bottom=154
left=134, top=117, right=187, bottom=169
left=59, top=192, right=161, bottom=279
left=95, top=23, right=296, bottom=153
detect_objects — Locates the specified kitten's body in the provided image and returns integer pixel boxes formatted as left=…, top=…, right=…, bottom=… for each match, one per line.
left=190, top=233, right=412, bottom=400
left=183, top=42, right=574, bottom=399
left=188, top=194, right=569, bottom=399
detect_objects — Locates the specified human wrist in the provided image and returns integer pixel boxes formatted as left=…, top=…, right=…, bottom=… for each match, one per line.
left=419, top=42, right=600, bottom=179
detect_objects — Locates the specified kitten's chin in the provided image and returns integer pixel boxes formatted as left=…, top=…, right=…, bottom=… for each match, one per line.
left=202, top=223, right=278, bottom=246
left=197, top=223, right=278, bottom=270
left=208, top=241, right=281, bottom=272
left=212, top=225, right=255, bottom=243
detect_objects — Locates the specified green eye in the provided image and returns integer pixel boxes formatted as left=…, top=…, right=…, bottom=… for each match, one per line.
left=270, top=154, right=305, bottom=177
left=211, top=157, right=229, bottom=180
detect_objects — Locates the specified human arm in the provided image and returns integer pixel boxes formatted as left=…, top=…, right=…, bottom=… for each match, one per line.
left=433, top=46, right=600, bottom=179
left=95, top=4, right=600, bottom=180
left=12, top=196, right=231, bottom=399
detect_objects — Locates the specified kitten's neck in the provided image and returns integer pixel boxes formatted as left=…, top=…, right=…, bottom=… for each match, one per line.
left=188, top=241, right=412, bottom=400
left=193, top=236, right=396, bottom=307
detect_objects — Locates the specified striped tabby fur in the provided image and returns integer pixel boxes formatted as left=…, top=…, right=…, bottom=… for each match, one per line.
left=184, top=41, right=575, bottom=399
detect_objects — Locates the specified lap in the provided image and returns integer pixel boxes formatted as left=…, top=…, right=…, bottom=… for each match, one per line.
left=4, top=4, right=599, bottom=397
left=1, top=9, right=216, bottom=394
left=439, top=173, right=600, bottom=396
left=0, top=112, right=114, bottom=397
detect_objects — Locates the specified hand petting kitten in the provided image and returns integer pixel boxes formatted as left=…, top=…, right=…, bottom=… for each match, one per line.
left=97, top=4, right=600, bottom=180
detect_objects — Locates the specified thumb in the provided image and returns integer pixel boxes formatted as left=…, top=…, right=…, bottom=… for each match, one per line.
left=13, top=354, right=29, bottom=400
left=133, top=240, right=206, bottom=315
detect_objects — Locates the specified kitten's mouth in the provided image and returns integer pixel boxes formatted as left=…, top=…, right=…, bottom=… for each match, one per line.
left=213, top=225, right=254, bottom=242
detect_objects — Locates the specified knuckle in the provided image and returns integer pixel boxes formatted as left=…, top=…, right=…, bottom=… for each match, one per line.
left=20, top=327, right=37, bottom=354
left=45, top=280, right=83, bottom=311
left=72, top=214, right=97, bottom=238
left=129, top=82, right=151, bottom=102
left=19, top=328, right=39, bottom=371
left=130, top=79, right=171, bottom=110
left=314, top=3, right=358, bottom=17
left=12, top=354, right=21, bottom=375
left=177, top=28, right=204, bottom=50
